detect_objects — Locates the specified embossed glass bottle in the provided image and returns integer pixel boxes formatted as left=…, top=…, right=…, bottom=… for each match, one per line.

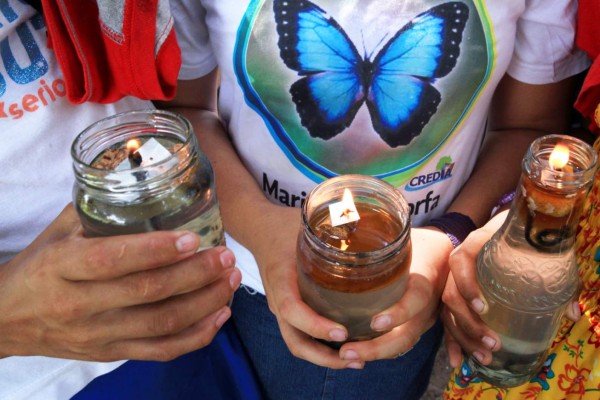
left=467, top=135, right=597, bottom=387
left=71, top=109, right=224, bottom=249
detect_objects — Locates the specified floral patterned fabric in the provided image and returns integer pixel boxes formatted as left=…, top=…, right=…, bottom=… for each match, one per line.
left=444, top=138, right=600, bottom=400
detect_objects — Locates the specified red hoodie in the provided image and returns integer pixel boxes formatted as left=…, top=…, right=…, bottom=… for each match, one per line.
left=42, top=0, right=181, bottom=104
left=574, top=0, right=600, bottom=133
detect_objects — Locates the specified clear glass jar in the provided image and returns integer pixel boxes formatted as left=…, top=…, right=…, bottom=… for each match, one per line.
left=71, top=109, right=224, bottom=249
left=296, top=175, right=412, bottom=344
left=468, top=134, right=597, bottom=387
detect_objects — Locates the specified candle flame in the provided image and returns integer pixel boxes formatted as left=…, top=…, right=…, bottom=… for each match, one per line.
left=341, top=188, right=355, bottom=217
left=329, top=188, right=360, bottom=227
left=340, top=239, right=350, bottom=251
left=549, top=143, right=570, bottom=171
left=126, top=138, right=141, bottom=153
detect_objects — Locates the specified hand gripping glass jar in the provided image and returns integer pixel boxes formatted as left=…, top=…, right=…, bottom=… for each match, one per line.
left=296, top=175, right=412, bottom=345
left=468, top=134, right=597, bottom=387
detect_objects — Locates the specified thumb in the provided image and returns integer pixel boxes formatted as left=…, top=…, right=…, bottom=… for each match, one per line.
left=565, top=300, right=581, bottom=322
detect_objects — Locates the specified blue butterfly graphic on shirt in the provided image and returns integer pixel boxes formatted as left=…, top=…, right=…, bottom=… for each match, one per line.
left=273, top=1, right=469, bottom=148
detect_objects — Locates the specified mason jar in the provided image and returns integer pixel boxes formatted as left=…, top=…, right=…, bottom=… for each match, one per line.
left=71, top=109, right=224, bottom=249
left=296, top=175, right=412, bottom=344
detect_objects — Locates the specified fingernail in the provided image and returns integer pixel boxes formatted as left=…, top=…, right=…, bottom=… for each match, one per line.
left=215, top=308, right=231, bottom=328
left=346, top=361, right=364, bottom=370
left=342, top=350, right=359, bottom=360
left=471, top=298, right=485, bottom=314
left=482, top=336, right=496, bottom=350
left=329, top=328, right=347, bottom=342
left=219, top=248, right=235, bottom=269
left=229, top=268, right=242, bottom=289
left=473, top=351, right=485, bottom=363
left=572, top=301, right=581, bottom=320
left=176, top=233, right=198, bottom=252
left=371, top=315, right=392, bottom=331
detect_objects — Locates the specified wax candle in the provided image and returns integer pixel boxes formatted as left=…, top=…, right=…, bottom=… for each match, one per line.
left=520, top=138, right=592, bottom=251
left=296, top=175, right=412, bottom=344
left=71, top=110, right=224, bottom=250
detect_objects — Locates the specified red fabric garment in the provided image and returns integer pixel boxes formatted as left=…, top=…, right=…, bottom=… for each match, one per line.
left=574, top=0, right=600, bottom=133
left=41, top=0, right=181, bottom=104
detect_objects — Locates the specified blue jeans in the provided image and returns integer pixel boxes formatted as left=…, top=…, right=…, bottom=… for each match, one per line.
left=231, top=286, right=443, bottom=400
left=72, top=320, right=262, bottom=400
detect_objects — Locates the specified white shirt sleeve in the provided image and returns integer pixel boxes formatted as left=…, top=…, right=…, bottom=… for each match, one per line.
left=170, top=0, right=218, bottom=80
left=508, top=0, right=589, bottom=84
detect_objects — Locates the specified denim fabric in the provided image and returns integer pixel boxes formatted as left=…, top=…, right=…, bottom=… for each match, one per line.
left=231, top=286, right=443, bottom=400
left=71, top=320, right=263, bottom=400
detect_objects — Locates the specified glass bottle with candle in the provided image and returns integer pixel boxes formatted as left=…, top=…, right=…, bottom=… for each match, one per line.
left=71, top=109, right=224, bottom=249
left=467, top=134, right=597, bottom=387
left=297, top=175, right=412, bottom=345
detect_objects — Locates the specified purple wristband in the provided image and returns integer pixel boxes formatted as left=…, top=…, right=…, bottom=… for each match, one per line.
left=491, top=191, right=516, bottom=216
left=429, top=212, right=477, bottom=248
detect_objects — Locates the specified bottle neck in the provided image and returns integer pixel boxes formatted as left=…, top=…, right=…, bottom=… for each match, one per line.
left=497, top=135, right=597, bottom=254
left=498, top=172, right=586, bottom=254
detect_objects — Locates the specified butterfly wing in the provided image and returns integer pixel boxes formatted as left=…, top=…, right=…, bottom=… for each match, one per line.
left=368, top=2, right=469, bottom=147
left=274, top=0, right=365, bottom=140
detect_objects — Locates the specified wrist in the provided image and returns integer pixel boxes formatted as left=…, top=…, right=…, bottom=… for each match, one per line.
left=428, top=212, right=477, bottom=248
left=491, top=190, right=515, bottom=217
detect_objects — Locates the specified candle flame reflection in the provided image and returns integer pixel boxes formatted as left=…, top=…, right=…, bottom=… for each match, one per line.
left=549, top=143, right=570, bottom=171
left=340, top=239, right=350, bottom=251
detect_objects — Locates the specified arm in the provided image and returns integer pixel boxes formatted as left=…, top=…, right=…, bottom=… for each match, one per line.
left=160, top=70, right=360, bottom=368
left=448, top=74, right=581, bottom=224
left=441, top=73, right=582, bottom=367
left=0, top=204, right=241, bottom=360
left=162, top=72, right=445, bottom=365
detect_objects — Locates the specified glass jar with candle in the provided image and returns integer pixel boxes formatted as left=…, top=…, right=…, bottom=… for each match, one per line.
left=71, top=109, right=224, bottom=248
left=468, top=134, right=597, bottom=387
left=297, top=175, right=412, bottom=345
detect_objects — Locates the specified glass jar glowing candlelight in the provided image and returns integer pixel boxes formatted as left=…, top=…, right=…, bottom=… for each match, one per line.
left=296, top=175, right=412, bottom=345
left=522, top=136, right=593, bottom=251
left=71, top=109, right=224, bottom=248
left=468, top=134, right=597, bottom=387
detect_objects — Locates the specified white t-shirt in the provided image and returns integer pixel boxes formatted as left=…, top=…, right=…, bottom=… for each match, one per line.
left=0, top=2, right=150, bottom=398
left=172, top=0, right=589, bottom=294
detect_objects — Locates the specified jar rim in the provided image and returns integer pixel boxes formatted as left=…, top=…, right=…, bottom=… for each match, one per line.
left=524, top=134, right=598, bottom=189
left=71, top=109, right=194, bottom=170
left=301, top=174, right=411, bottom=260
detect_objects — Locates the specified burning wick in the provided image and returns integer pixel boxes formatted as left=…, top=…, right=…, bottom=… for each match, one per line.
left=525, top=142, right=576, bottom=249
left=549, top=143, right=572, bottom=172
left=317, top=188, right=361, bottom=250
left=126, top=139, right=143, bottom=167
left=340, top=208, right=356, bottom=219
